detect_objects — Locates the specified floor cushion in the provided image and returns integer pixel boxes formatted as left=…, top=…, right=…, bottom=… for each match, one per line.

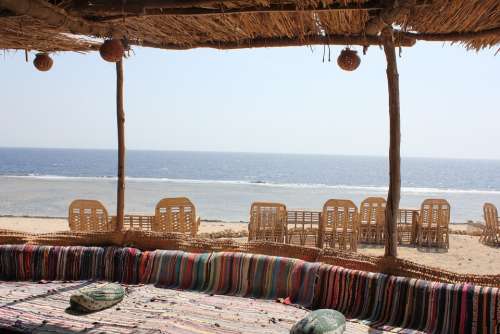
left=290, top=309, right=346, bottom=334
left=70, top=283, right=125, bottom=312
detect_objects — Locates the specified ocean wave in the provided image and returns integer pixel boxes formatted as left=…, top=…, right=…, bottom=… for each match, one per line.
left=2, top=174, right=500, bottom=195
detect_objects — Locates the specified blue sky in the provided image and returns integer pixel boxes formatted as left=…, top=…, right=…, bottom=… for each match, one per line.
left=0, top=42, right=498, bottom=159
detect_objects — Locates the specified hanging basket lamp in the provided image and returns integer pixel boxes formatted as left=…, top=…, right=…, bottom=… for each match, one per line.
left=99, top=39, right=124, bottom=62
left=33, top=53, right=53, bottom=72
left=337, top=48, right=361, bottom=71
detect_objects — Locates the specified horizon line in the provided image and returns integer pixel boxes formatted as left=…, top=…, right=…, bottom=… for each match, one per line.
left=1, top=145, right=500, bottom=162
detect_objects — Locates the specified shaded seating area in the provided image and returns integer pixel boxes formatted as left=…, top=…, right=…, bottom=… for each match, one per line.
left=1, top=2, right=500, bottom=333
left=482, top=203, right=500, bottom=246
left=0, top=244, right=498, bottom=334
left=1, top=0, right=496, bottom=264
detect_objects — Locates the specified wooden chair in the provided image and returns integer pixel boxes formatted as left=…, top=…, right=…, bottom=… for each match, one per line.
left=68, top=199, right=115, bottom=232
left=321, top=199, right=358, bottom=251
left=358, top=197, right=386, bottom=244
left=248, top=202, right=287, bottom=242
left=285, top=210, right=321, bottom=247
left=482, top=203, right=500, bottom=246
left=417, top=199, right=450, bottom=248
left=153, top=197, right=200, bottom=236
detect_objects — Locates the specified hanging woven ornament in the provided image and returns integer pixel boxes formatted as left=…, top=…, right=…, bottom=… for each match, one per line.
left=99, top=39, right=124, bottom=62
left=33, top=53, right=53, bottom=72
left=337, top=48, right=361, bottom=71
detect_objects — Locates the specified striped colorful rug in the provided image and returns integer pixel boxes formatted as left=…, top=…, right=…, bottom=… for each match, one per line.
left=147, top=250, right=210, bottom=290
left=314, top=264, right=500, bottom=334
left=0, top=281, right=384, bottom=334
left=0, top=244, right=498, bottom=333
left=205, top=252, right=320, bottom=306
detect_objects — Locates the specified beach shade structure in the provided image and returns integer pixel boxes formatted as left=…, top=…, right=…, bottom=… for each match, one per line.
left=2, top=3, right=500, bottom=333
left=153, top=197, right=200, bottom=236
left=68, top=199, right=115, bottom=232
left=482, top=203, right=500, bottom=246
left=417, top=199, right=451, bottom=249
left=358, top=197, right=386, bottom=244
left=248, top=202, right=287, bottom=242
left=0, top=1, right=500, bottom=258
left=320, top=199, right=359, bottom=251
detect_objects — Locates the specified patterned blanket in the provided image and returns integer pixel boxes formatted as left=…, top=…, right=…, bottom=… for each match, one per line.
left=314, top=265, right=500, bottom=334
left=205, top=252, right=320, bottom=306
left=0, top=244, right=498, bottom=333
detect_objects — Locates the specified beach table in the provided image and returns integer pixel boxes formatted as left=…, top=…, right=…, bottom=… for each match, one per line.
left=285, top=210, right=321, bottom=247
left=397, top=209, right=419, bottom=245
left=111, top=214, right=154, bottom=231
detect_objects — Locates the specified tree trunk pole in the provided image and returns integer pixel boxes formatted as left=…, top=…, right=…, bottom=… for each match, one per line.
left=382, top=27, right=400, bottom=258
left=116, top=59, right=125, bottom=232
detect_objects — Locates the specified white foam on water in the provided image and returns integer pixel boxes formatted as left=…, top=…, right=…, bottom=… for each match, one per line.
left=3, top=174, right=500, bottom=195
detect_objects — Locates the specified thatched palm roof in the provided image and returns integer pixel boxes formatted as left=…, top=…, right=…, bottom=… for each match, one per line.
left=0, top=0, right=498, bottom=53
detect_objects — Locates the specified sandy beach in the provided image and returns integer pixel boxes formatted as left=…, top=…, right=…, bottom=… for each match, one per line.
left=1, top=216, right=498, bottom=275
left=0, top=216, right=248, bottom=235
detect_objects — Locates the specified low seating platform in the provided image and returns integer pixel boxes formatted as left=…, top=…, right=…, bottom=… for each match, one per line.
left=0, top=245, right=498, bottom=334
left=0, top=280, right=389, bottom=334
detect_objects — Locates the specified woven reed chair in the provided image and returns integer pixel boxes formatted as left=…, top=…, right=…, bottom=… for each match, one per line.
left=153, top=197, right=200, bottom=236
left=248, top=202, right=287, bottom=242
left=417, top=199, right=450, bottom=248
left=321, top=199, right=359, bottom=251
left=68, top=199, right=115, bottom=232
left=398, top=209, right=419, bottom=245
left=482, top=203, right=500, bottom=246
left=358, top=197, right=386, bottom=244
left=285, top=210, right=321, bottom=247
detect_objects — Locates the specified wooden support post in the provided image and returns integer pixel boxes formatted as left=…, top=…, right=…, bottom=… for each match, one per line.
left=382, top=27, right=400, bottom=258
left=116, top=59, right=125, bottom=232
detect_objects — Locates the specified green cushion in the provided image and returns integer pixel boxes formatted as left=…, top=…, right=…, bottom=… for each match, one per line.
left=70, top=283, right=125, bottom=312
left=290, top=309, right=346, bottom=334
